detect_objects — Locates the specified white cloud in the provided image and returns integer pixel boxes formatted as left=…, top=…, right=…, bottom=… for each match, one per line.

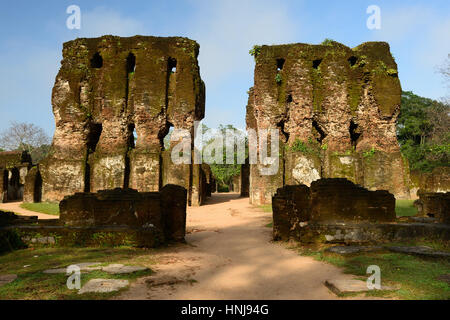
left=187, top=0, right=300, bottom=85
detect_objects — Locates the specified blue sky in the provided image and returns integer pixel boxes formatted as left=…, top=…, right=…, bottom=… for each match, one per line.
left=0, top=0, right=449, bottom=136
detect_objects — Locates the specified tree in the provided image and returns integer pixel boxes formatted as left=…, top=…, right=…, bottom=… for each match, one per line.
left=397, top=91, right=449, bottom=172
left=204, top=124, right=247, bottom=190
left=0, top=121, right=51, bottom=163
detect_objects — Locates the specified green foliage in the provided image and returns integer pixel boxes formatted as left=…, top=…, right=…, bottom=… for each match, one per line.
left=288, top=139, right=309, bottom=153
left=299, top=244, right=450, bottom=299
left=206, top=124, right=247, bottom=190
left=321, top=38, right=334, bottom=46
left=397, top=91, right=449, bottom=172
left=217, top=185, right=230, bottom=193
left=395, top=200, right=418, bottom=217
left=275, top=73, right=282, bottom=84
left=362, top=147, right=376, bottom=158
left=0, top=230, right=27, bottom=254
left=286, top=138, right=319, bottom=155
left=249, top=45, right=262, bottom=61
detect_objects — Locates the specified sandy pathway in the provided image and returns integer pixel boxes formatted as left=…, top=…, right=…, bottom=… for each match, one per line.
left=0, top=201, right=56, bottom=220
left=118, top=193, right=369, bottom=300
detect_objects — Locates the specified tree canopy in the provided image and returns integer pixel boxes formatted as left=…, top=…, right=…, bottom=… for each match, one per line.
left=0, top=121, right=51, bottom=164
left=397, top=91, right=449, bottom=172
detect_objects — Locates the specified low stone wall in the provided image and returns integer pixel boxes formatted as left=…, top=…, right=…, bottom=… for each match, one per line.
left=310, top=179, right=396, bottom=222
left=415, top=191, right=450, bottom=224
left=58, top=184, right=187, bottom=245
left=273, top=178, right=397, bottom=242
left=298, top=221, right=450, bottom=244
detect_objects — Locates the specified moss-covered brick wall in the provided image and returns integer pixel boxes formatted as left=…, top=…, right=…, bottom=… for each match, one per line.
left=39, top=35, right=205, bottom=204
left=247, top=40, right=409, bottom=203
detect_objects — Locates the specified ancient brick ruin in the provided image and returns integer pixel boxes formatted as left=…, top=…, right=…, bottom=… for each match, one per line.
left=38, top=35, right=207, bottom=205
left=272, top=178, right=396, bottom=241
left=414, top=191, right=450, bottom=224
left=272, top=178, right=450, bottom=243
left=60, top=184, right=187, bottom=244
left=0, top=151, right=32, bottom=203
left=246, top=41, right=410, bottom=205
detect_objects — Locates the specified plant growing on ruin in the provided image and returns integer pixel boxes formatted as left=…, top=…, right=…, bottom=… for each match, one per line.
left=249, top=45, right=262, bottom=61
left=363, top=147, right=376, bottom=158
left=275, top=73, right=283, bottom=84
left=321, top=38, right=334, bottom=46
left=387, top=68, right=398, bottom=76
left=286, top=138, right=319, bottom=155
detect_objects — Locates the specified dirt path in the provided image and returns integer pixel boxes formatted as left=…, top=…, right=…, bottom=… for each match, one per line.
left=117, top=193, right=372, bottom=300
left=0, top=201, right=56, bottom=220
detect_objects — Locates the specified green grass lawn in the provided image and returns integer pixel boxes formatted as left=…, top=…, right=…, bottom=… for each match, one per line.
left=396, top=199, right=418, bottom=217
left=298, top=243, right=450, bottom=300
left=20, top=202, right=60, bottom=216
left=0, top=246, right=157, bottom=299
left=259, top=204, right=272, bottom=213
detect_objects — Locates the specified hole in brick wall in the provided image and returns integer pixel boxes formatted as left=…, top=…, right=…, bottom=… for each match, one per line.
left=34, top=170, right=42, bottom=203
left=126, top=53, right=136, bottom=73
left=2, top=170, right=8, bottom=192
left=127, top=123, right=136, bottom=149
left=286, top=94, right=293, bottom=103
left=160, top=122, right=174, bottom=151
left=277, top=120, right=289, bottom=143
left=276, top=58, right=285, bottom=71
left=312, top=120, right=326, bottom=144
left=348, top=56, right=357, bottom=66
left=123, top=123, right=136, bottom=189
left=168, top=57, right=177, bottom=73
left=349, top=120, right=361, bottom=148
left=86, top=123, right=103, bottom=153
left=90, top=52, right=103, bottom=68
left=8, top=168, right=22, bottom=201
left=84, top=123, right=102, bottom=192
left=312, top=59, right=322, bottom=69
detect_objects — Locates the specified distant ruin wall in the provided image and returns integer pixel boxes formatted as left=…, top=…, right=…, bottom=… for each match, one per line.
left=409, top=167, right=450, bottom=198
left=414, top=191, right=450, bottom=224
left=0, top=151, right=32, bottom=203
left=246, top=41, right=410, bottom=204
left=39, top=35, right=206, bottom=205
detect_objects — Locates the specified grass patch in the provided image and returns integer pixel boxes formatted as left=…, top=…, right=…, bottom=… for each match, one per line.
left=0, top=246, right=158, bottom=300
left=396, top=199, right=418, bottom=217
left=259, top=205, right=272, bottom=213
left=20, top=202, right=60, bottom=216
left=297, top=244, right=450, bottom=300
